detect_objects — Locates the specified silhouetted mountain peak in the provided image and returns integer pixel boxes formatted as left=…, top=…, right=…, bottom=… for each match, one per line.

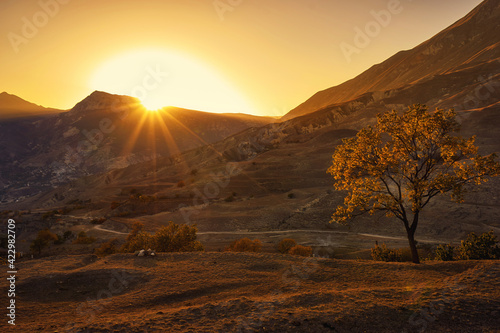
left=69, top=91, right=142, bottom=115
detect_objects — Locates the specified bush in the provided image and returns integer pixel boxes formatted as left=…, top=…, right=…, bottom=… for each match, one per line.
left=73, top=231, right=96, bottom=244
left=120, top=222, right=153, bottom=252
left=123, top=231, right=155, bottom=252
left=288, top=193, right=295, bottom=199
left=457, top=231, right=500, bottom=260
left=54, top=234, right=65, bottom=245
left=289, top=245, right=312, bottom=257
left=120, top=221, right=203, bottom=253
left=30, top=229, right=58, bottom=255
left=371, top=243, right=402, bottom=262
left=95, top=238, right=119, bottom=257
left=177, top=180, right=185, bottom=188
left=277, top=238, right=297, bottom=254
left=91, top=218, right=107, bottom=225
left=42, top=210, right=58, bottom=220
left=435, top=243, right=455, bottom=261
left=154, top=222, right=204, bottom=252
left=63, top=231, right=74, bottom=240
left=224, top=195, right=234, bottom=202
left=226, top=238, right=262, bottom=252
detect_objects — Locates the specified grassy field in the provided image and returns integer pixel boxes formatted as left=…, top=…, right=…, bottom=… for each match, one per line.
left=3, top=252, right=499, bottom=332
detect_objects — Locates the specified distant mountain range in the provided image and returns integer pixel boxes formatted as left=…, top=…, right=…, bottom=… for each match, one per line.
left=0, top=91, right=274, bottom=201
left=0, top=92, right=62, bottom=119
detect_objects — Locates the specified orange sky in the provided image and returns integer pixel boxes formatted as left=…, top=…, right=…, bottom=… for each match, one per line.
left=0, top=0, right=483, bottom=116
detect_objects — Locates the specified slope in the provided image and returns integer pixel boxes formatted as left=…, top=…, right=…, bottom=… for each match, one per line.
left=282, top=0, right=500, bottom=120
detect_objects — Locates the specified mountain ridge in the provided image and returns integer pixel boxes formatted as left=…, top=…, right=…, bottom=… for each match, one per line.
left=0, top=91, right=62, bottom=119
left=282, top=0, right=500, bottom=120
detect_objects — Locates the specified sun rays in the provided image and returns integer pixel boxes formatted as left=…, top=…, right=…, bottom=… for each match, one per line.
left=118, top=106, right=269, bottom=196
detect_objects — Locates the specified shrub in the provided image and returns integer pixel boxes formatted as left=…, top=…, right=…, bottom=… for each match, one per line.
left=224, top=195, right=234, bottom=202
left=288, top=193, right=295, bottom=199
left=95, top=238, right=119, bottom=257
left=54, top=234, right=65, bottom=245
left=226, top=238, right=262, bottom=252
left=457, top=231, right=500, bottom=260
left=116, top=211, right=132, bottom=217
left=42, top=210, right=58, bottom=220
left=277, top=238, right=297, bottom=254
left=30, top=229, right=58, bottom=255
left=177, top=180, right=185, bottom=188
left=122, top=231, right=155, bottom=252
left=91, top=218, right=107, bottom=225
left=73, top=231, right=96, bottom=244
left=371, top=243, right=402, bottom=262
left=289, top=245, right=313, bottom=257
left=120, top=221, right=203, bottom=253
left=138, top=195, right=157, bottom=202
left=63, top=231, right=73, bottom=240
left=121, top=222, right=152, bottom=252
left=435, top=244, right=455, bottom=261
left=154, top=222, right=204, bottom=252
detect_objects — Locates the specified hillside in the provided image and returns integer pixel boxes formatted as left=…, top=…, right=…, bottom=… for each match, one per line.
left=0, top=92, right=62, bottom=119
left=282, top=0, right=500, bottom=120
left=2, top=253, right=499, bottom=332
left=0, top=91, right=274, bottom=203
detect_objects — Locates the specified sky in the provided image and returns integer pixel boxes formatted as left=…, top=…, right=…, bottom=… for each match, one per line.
left=0, top=0, right=484, bottom=116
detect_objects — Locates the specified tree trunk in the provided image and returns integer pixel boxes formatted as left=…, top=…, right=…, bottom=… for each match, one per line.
left=402, top=213, right=420, bottom=264
left=407, top=230, right=420, bottom=264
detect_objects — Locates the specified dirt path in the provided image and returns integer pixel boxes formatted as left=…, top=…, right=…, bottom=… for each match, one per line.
left=94, top=224, right=129, bottom=235
left=92, top=225, right=444, bottom=244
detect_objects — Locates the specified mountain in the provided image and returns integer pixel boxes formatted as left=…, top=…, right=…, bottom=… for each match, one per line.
left=0, top=91, right=274, bottom=202
left=282, top=0, right=500, bottom=120
left=0, top=92, right=62, bottom=119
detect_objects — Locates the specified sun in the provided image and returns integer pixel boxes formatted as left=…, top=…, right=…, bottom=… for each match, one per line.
left=89, top=49, right=256, bottom=115
left=140, top=98, right=166, bottom=111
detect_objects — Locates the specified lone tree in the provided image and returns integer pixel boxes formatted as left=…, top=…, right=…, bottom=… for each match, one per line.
left=328, top=105, right=500, bottom=263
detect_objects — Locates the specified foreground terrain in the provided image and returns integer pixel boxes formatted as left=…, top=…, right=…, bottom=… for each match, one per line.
left=2, top=253, right=499, bottom=332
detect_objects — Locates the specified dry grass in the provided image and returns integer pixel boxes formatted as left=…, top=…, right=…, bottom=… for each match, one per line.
left=2, top=253, right=499, bottom=332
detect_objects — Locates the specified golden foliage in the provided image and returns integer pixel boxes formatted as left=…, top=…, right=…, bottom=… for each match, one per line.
left=120, top=221, right=204, bottom=253
left=225, top=238, right=262, bottom=252
left=277, top=238, right=297, bottom=254
left=328, top=105, right=500, bottom=224
left=288, top=245, right=313, bottom=257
